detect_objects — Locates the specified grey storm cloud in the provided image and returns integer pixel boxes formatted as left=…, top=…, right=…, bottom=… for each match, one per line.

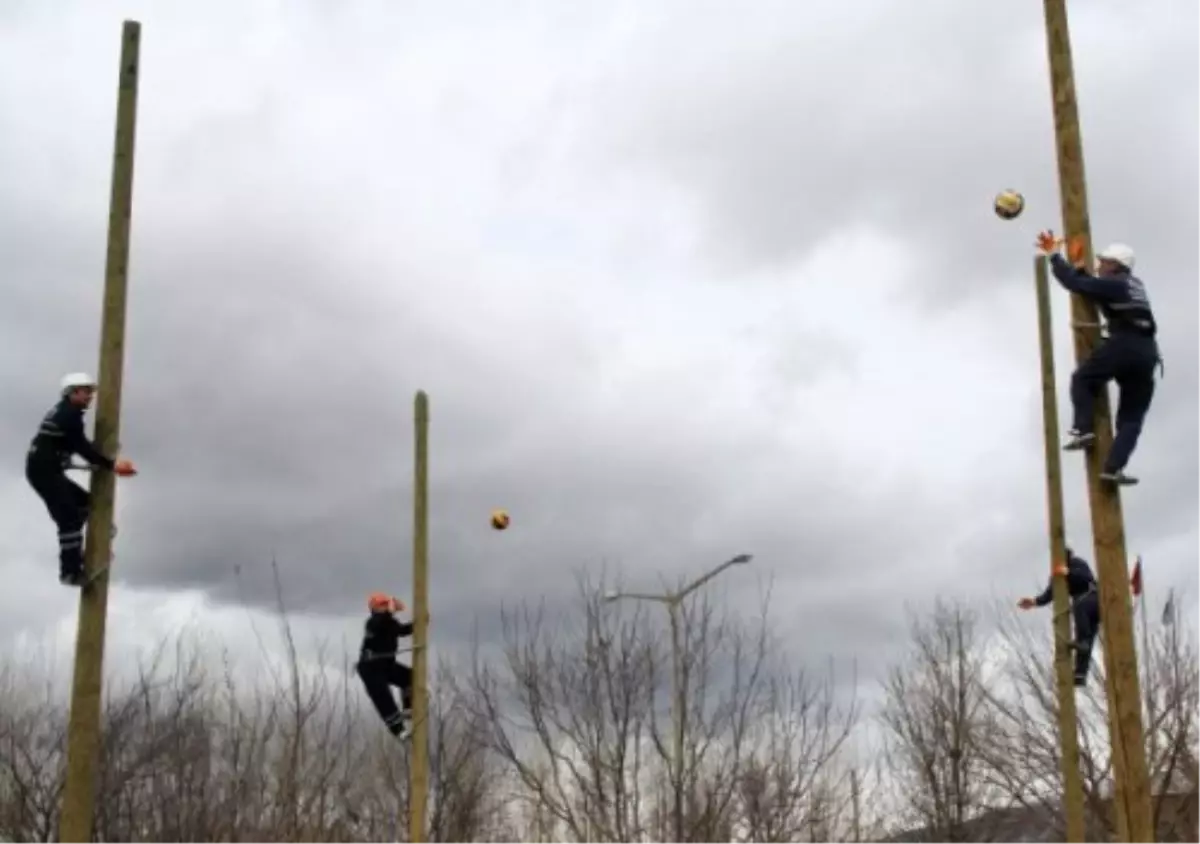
left=559, top=0, right=1198, bottom=586
left=573, top=0, right=1198, bottom=306
left=0, top=0, right=1195, bottom=688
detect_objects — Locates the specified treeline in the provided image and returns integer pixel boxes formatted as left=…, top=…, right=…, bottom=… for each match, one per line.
left=0, top=575, right=1195, bottom=842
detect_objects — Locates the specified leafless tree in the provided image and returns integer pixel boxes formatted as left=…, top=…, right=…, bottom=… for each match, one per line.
left=17, top=579, right=1188, bottom=841
left=1139, top=593, right=1198, bottom=836
left=0, top=658, right=70, bottom=841
left=984, top=590, right=1198, bottom=842
left=878, top=599, right=1005, bottom=842
left=730, top=668, right=860, bottom=843
left=464, top=571, right=857, bottom=842
left=465, top=579, right=662, bottom=842
left=0, top=623, right=502, bottom=841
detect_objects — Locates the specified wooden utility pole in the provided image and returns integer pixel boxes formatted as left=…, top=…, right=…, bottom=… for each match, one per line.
left=59, top=20, right=142, bottom=843
left=1040, top=1, right=1152, bottom=839
left=1138, top=560, right=1157, bottom=768
left=1033, top=255, right=1087, bottom=842
left=408, top=390, right=430, bottom=842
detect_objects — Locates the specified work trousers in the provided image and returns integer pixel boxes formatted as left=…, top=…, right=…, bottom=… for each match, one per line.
left=1070, top=333, right=1159, bottom=473
left=357, top=658, right=413, bottom=736
left=1072, top=591, right=1101, bottom=684
left=27, top=467, right=90, bottom=578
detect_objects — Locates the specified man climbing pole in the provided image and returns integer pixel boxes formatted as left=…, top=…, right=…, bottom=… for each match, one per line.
left=1018, top=546, right=1102, bottom=687
left=1035, top=230, right=1161, bottom=486
left=25, top=372, right=137, bottom=586
left=357, top=592, right=423, bottom=740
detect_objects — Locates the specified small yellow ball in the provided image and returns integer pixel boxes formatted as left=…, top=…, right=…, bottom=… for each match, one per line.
left=994, top=189, right=1025, bottom=220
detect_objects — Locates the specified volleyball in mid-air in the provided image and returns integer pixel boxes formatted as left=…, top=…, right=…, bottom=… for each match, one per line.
left=993, top=189, right=1025, bottom=220
left=490, top=509, right=511, bottom=530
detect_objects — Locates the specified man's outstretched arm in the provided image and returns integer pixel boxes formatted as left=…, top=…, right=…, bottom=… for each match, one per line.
left=1048, top=253, right=1126, bottom=301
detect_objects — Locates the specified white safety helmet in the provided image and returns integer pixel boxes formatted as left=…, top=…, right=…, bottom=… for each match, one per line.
left=1097, top=243, right=1135, bottom=270
left=60, top=372, right=98, bottom=394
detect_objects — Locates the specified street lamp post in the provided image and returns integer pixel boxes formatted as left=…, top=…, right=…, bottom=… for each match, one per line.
left=603, top=553, right=752, bottom=842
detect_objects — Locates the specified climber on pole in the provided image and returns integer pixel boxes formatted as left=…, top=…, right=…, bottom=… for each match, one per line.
left=1018, top=546, right=1101, bottom=688
left=26, top=372, right=137, bottom=586
left=1035, top=231, right=1161, bottom=486
left=357, top=592, right=420, bottom=740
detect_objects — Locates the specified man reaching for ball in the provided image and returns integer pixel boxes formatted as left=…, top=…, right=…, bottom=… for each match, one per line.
left=1036, top=231, right=1161, bottom=486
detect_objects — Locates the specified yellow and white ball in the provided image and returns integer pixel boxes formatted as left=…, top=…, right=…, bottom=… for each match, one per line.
left=994, top=189, right=1025, bottom=220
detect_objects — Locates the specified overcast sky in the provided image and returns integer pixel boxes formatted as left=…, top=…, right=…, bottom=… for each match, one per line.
left=1, top=0, right=1196, bottom=693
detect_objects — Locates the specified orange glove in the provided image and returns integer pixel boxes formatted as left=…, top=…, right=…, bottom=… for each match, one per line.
left=1035, top=230, right=1062, bottom=255
left=1053, top=564, right=1068, bottom=578
left=114, top=458, right=137, bottom=477
left=1017, top=597, right=1036, bottom=610
left=1066, top=235, right=1087, bottom=265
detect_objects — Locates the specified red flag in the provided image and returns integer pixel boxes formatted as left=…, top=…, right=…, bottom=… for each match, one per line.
left=1130, top=557, right=1143, bottom=596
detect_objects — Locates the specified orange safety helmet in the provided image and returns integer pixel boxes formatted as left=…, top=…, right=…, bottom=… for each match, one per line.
left=367, top=592, right=395, bottom=613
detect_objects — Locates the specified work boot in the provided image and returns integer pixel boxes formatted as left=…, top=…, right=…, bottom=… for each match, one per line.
left=1074, top=673, right=1087, bottom=688
left=59, top=570, right=85, bottom=587
left=396, top=713, right=413, bottom=741
left=1063, top=430, right=1096, bottom=451
left=1099, top=469, right=1138, bottom=486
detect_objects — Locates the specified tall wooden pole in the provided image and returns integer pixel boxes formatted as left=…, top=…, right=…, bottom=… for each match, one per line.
left=59, top=20, right=142, bottom=843
left=408, top=390, right=430, bottom=842
left=1033, top=255, right=1087, bottom=842
left=1041, top=1, right=1152, bottom=839
left=1137, top=559, right=1157, bottom=774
